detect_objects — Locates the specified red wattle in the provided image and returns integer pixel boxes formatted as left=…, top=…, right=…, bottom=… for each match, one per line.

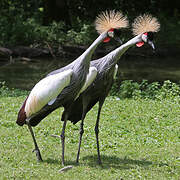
left=136, top=41, right=144, bottom=47
left=103, top=37, right=111, bottom=43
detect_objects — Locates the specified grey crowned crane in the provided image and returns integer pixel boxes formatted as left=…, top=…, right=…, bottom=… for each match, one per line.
left=60, top=14, right=160, bottom=164
left=16, top=10, right=128, bottom=166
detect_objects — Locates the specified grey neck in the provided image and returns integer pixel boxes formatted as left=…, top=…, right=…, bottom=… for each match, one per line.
left=102, top=34, right=143, bottom=67
left=76, top=32, right=107, bottom=67
left=113, top=34, right=142, bottom=61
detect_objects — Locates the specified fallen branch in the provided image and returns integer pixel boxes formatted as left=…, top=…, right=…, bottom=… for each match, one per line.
left=0, top=47, right=12, bottom=57
left=51, top=134, right=61, bottom=138
left=45, top=41, right=56, bottom=59
left=59, top=165, right=73, bottom=173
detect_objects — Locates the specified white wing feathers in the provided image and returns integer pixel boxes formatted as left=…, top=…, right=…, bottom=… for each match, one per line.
left=75, top=67, right=97, bottom=100
left=47, top=98, right=57, bottom=105
left=113, top=64, right=118, bottom=79
left=25, top=69, right=73, bottom=117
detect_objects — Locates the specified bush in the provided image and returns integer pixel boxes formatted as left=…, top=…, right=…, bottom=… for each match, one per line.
left=66, top=24, right=94, bottom=45
left=111, top=80, right=180, bottom=99
left=0, top=15, right=68, bottom=46
left=158, top=80, right=180, bottom=99
left=0, top=82, right=28, bottom=97
left=117, top=80, right=140, bottom=98
left=0, top=14, right=93, bottom=47
left=1, top=80, right=180, bottom=100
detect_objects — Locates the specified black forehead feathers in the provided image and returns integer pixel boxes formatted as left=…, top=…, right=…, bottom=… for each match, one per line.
left=147, top=32, right=154, bottom=41
left=113, top=29, right=121, bottom=36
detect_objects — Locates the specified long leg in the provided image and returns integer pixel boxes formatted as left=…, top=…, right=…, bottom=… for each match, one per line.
left=95, top=99, right=105, bottom=165
left=26, top=122, right=43, bottom=161
left=76, top=99, right=87, bottom=163
left=61, top=113, right=68, bottom=166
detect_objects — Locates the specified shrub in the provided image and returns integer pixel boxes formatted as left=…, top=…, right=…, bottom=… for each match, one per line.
left=111, top=80, right=180, bottom=100
left=158, top=80, right=180, bottom=99
left=117, top=80, right=140, bottom=99
left=0, top=14, right=93, bottom=47
left=0, top=82, right=28, bottom=97
left=1, top=80, right=179, bottom=100
left=66, top=24, right=94, bottom=45
left=0, top=15, right=68, bottom=46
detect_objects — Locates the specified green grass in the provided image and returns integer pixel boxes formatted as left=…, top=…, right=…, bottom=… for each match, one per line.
left=0, top=92, right=180, bottom=179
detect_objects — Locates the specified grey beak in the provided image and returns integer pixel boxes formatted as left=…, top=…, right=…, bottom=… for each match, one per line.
left=114, top=37, right=123, bottom=44
left=148, top=40, right=155, bottom=50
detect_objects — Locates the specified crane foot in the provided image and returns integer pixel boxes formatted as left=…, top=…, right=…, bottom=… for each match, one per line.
left=32, top=149, right=43, bottom=162
left=98, top=159, right=102, bottom=165
left=76, top=158, right=79, bottom=164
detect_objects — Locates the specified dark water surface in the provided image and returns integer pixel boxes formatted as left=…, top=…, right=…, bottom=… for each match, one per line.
left=117, top=56, right=180, bottom=83
left=0, top=58, right=68, bottom=90
left=0, top=56, right=180, bottom=90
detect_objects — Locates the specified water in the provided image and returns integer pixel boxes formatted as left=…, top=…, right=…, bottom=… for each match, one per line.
left=0, top=56, right=180, bottom=90
left=0, top=58, right=68, bottom=90
left=117, top=56, right=180, bottom=83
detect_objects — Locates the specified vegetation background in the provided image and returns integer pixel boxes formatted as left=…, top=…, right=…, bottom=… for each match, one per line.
left=0, top=0, right=180, bottom=47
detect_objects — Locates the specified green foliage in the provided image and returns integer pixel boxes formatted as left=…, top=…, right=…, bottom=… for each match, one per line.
left=0, top=0, right=93, bottom=46
left=1, top=80, right=179, bottom=100
left=0, top=15, right=93, bottom=47
left=159, top=80, right=180, bottom=99
left=44, top=21, right=67, bottom=44
left=0, top=0, right=180, bottom=47
left=67, top=24, right=94, bottom=45
left=0, top=16, right=67, bottom=46
left=111, top=80, right=180, bottom=99
left=0, top=81, right=28, bottom=97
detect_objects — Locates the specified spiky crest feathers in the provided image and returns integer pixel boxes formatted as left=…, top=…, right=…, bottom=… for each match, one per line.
left=132, top=14, right=160, bottom=36
left=95, top=10, right=129, bottom=34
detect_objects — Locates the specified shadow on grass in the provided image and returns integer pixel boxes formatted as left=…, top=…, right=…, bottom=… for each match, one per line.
left=43, top=158, right=60, bottom=164
left=82, top=155, right=168, bottom=170
left=42, top=155, right=168, bottom=170
left=43, top=158, right=79, bottom=167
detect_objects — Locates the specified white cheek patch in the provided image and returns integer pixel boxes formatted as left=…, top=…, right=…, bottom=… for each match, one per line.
left=108, top=31, right=114, bottom=38
left=113, top=64, right=118, bottom=79
left=142, top=34, right=147, bottom=42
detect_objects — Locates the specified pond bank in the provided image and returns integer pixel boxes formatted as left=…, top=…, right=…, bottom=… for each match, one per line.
left=0, top=43, right=180, bottom=90
left=0, top=42, right=180, bottom=60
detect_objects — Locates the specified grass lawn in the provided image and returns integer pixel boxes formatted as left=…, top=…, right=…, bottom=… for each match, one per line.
left=0, top=93, right=180, bottom=179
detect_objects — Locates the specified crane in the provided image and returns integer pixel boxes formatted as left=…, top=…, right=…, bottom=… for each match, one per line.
left=16, top=10, right=127, bottom=166
left=60, top=14, right=160, bottom=164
